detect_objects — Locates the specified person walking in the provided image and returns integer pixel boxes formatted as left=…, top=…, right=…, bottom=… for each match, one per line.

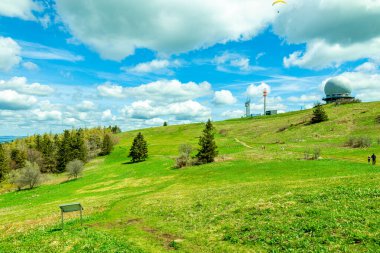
left=371, top=153, right=376, bottom=165
left=368, top=156, right=371, bottom=164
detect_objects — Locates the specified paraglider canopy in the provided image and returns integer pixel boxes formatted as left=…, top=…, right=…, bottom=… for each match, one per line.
left=272, top=0, right=287, bottom=6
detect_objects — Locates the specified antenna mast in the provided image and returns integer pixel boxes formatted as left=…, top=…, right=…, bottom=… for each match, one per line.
left=263, top=88, right=268, bottom=115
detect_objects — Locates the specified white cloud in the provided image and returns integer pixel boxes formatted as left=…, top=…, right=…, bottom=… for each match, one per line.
left=102, top=109, right=116, bottom=121
left=121, top=100, right=211, bottom=121
left=213, top=90, right=237, bottom=105
left=288, top=95, right=321, bottom=103
left=339, top=71, right=380, bottom=101
left=56, top=0, right=274, bottom=60
left=32, top=109, right=62, bottom=121
left=22, top=61, right=39, bottom=71
left=355, top=62, right=378, bottom=73
left=97, top=82, right=124, bottom=98
left=0, top=76, right=53, bottom=96
left=246, top=82, right=271, bottom=98
left=0, top=0, right=41, bottom=20
left=145, top=118, right=165, bottom=126
left=124, top=59, right=182, bottom=74
left=20, top=41, right=84, bottom=62
left=0, top=37, right=21, bottom=71
left=221, top=109, right=244, bottom=119
left=76, top=100, right=96, bottom=112
left=97, top=80, right=212, bottom=103
left=276, top=1, right=380, bottom=69
left=283, top=38, right=380, bottom=69
left=0, top=90, right=37, bottom=110
left=214, top=52, right=263, bottom=73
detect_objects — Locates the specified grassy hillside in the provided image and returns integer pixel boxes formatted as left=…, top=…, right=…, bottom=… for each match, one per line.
left=1, top=102, right=380, bottom=252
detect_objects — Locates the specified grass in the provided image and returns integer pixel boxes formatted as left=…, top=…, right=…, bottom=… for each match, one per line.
left=0, top=102, right=380, bottom=252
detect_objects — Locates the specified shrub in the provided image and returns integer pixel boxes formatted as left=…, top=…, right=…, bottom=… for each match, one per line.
left=303, top=147, right=321, bottom=160
left=346, top=136, right=372, bottom=148
left=9, top=161, right=43, bottom=190
left=175, top=144, right=193, bottom=168
left=375, top=115, right=380, bottom=124
left=219, top=129, right=229, bottom=137
left=66, top=159, right=84, bottom=179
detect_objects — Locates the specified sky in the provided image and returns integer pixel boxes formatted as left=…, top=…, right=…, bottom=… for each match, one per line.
left=0, top=0, right=380, bottom=136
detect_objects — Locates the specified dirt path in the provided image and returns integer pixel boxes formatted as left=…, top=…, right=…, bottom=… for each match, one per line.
left=234, top=138, right=253, bottom=149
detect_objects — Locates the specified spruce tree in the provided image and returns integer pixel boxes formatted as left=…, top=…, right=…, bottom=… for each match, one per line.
left=100, top=134, right=113, bottom=156
left=41, top=134, right=57, bottom=173
left=70, top=129, right=87, bottom=162
left=163, top=121, right=168, bottom=126
left=310, top=103, right=329, bottom=124
left=0, top=144, right=7, bottom=181
left=196, top=119, right=218, bottom=164
left=128, top=132, right=148, bottom=163
left=10, top=148, right=26, bottom=170
left=57, top=130, right=71, bottom=172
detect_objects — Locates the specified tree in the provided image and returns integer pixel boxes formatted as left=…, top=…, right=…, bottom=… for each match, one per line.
left=9, top=161, right=43, bottom=190
left=56, top=130, right=71, bottom=173
left=100, top=134, right=114, bottom=156
left=163, top=121, right=168, bottom=127
left=128, top=132, right=148, bottom=163
left=0, top=144, right=8, bottom=181
left=66, top=159, right=84, bottom=180
left=70, top=129, right=87, bottom=162
left=310, top=103, right=329, bottom=124
left=10, top=148, right=26, bottom=170
left=196, top=119, right=218, bottom=164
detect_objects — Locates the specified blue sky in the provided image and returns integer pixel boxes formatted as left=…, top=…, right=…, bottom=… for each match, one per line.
left=0, top=0, right=379, bottom=135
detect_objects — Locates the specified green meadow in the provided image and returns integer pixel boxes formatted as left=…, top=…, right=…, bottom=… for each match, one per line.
left=0, top=102, right=379, bottom=252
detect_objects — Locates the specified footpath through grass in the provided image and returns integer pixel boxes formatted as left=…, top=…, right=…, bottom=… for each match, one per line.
left=0, top=102, right=380, bottom=252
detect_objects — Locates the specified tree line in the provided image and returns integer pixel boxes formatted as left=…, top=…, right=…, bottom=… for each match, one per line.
left=0, top=125, right=121, bottom=185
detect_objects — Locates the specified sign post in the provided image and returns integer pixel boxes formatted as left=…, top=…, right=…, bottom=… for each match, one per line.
left=59, top=203, right=84, bottom=229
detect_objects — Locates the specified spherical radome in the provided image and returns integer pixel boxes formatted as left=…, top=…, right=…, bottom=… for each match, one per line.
left=324, top=76, right=352, bottom=96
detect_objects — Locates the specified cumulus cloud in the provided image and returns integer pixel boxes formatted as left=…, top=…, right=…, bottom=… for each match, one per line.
left=102, top=109, right=116, bottom=121
left=246, top=82, right=271, bottom=98
left=0, top=37, right=21, bottom=71
left=22, top=61, right=39, bottom=71
left=283, top=38, right=380, bottom=69
left=0, top=0, right=41, bottom=20
left=98, top=80, right=212, bottom=103
left=32, top=109, right=62, bottom=121
left=76, top=100, right=96, bottom=112
left=276, top=1, right=380, bottom=69
left=339, top=71, right=380, bottom=101
left=56, top=0, right=274, bottom=60
left=124, top=59, right=182, bottom=74
left=0, top=76, right=53, bottom=96
left=121, top=100, right=211, bottom=121
left=287, top=94, right=321, bottom=103
left=0, top=90, right=37, bottom=110
left=213, top=90, right=237, bottom=105
left=214, top=52, right=263, bottom=73
left=221, top=109, right=244, bottom=119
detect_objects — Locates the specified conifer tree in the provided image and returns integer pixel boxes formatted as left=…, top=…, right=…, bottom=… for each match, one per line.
left=41, top=134, right=57, bottom=173
left=57, top=130, right=71, bottom=172
left=100, top=134, right=113, bottom=156
left=196, top=119, right=218, bottom=164
left=310, top=103, right=329, bottom=124
left=0, top=144, right=7, bottom=181
left=70, top=129, right=87, bottom=162
left=163, top=121, right=168, bottom=126
left=128, top=132, right=148, bottom=163
left=10, top=148, right=26, bottom=170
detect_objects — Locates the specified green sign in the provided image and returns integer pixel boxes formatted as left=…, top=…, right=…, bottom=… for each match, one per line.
left=59, top=203, right=84, bottom=228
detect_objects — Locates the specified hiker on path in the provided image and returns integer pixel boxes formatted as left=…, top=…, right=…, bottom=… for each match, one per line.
left=368, top=156, right=371, bottom=164
left=371, top=153, right=376, bottom=165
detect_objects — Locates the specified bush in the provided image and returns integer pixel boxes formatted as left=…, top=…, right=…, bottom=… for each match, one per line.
left=175, top=144, right=193, bottom=168
left=219, top=129, right=229, bottom=137
left=9, top=161, right=43, bottom=190
left=66, top=159, right=84, bottom=179
left=375, top=115, right=380, bottom=124
left=346, top=136, right=372, bottom=148
left=303, top=147, right=321, bottom=160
